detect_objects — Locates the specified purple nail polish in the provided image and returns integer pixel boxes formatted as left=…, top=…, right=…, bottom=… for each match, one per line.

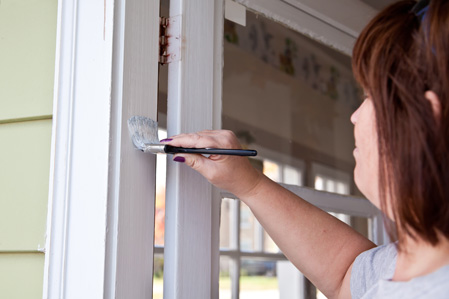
left=173, top=156, right=185, bottom=163
left=160, top=138, right=173, bottom=142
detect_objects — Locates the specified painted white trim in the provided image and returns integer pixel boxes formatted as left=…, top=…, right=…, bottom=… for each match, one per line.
left=280, top=184, right=379, bottom=218
left=230, top=198, right=241, bottom=299
left=105, top=0, right=159, bottom=297
left=43, top=0, right=159, bottom=297
left=235, top=0, right=378, bottom=55
left=163, top=0, right=224, bottom=298
left=222, top=185, right=383, bottom=241
left=220, top=250, right=286, bottom=260
left=282, top=0, right=376, bottom=38
left=43, top=1, right=115, bottom=297
left=222, top=187, right=377, bottom=218
left=225, top=0, right=247, bottom=26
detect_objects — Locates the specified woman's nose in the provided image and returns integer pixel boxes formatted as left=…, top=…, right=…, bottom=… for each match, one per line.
left=351, top=107, right=360, bottom=125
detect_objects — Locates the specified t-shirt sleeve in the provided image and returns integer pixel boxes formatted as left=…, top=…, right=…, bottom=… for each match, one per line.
left=350, top=243, right=397, bottom=299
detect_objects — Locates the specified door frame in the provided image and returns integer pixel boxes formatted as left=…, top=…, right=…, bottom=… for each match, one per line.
left=43, top=0, right=160, bottom=297
left=162, top=0, right=224, bottom=298
left=43, top=0, right=385, bottom=298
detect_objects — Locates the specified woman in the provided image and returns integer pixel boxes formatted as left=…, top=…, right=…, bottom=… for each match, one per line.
left=161, top=0, right=449, bottom=298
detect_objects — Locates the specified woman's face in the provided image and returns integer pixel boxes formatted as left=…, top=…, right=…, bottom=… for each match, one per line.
left=351, top=97, right=381, bottom=207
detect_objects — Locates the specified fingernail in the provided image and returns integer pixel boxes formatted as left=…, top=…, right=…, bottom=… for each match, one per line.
left=160, top=138, right=173, bottom=143
left=173, top=156, right=185, bottom=163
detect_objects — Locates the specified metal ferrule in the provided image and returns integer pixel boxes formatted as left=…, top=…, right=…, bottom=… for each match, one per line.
left=143, top=144, right=166, bottom=154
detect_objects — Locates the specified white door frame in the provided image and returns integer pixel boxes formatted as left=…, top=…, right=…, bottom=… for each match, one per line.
left=43, top=0, right=385, bottom=298
left=162, top=0, right=224, bottom=298
left=43, top=0, right=160, bottom=297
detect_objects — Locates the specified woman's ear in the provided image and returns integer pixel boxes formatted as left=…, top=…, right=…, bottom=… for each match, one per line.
left=425, top=91, right=441, bottom=122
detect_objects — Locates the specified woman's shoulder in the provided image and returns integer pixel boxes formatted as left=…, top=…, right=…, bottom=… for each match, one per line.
left=350, top=243, right=398, bottom=298
left=363, top=258, right=449, bottom=299
left=352, top=243, right=398, bottom=279
left=350, top=243, right=449, bottom=299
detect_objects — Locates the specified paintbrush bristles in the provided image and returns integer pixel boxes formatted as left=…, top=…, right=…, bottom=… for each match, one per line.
left=127, top=116, right=160, bottom=151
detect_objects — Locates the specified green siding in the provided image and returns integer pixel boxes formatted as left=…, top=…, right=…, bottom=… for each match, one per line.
left=0, top=0, right=57, bottom=298
left=0, top=120, right=52, bottom=251
left=0, top=0, right=57, bottom=121
left=0, top=253, right=45, bottom=299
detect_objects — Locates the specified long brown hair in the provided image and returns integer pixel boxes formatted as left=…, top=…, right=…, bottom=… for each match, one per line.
left=352, top=0, right=449, bottom=248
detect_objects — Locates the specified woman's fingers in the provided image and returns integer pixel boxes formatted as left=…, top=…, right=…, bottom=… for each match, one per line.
left=162, top=130, right=262, bottom=197
left=173, top=153, right=205, bottom=170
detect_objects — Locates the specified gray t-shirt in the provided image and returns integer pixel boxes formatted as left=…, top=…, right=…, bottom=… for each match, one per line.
left=351, top=243, right=449, bottom=298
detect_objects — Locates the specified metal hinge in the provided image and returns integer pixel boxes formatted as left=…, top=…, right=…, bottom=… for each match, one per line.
left=159, top=15, right=181, bottom=65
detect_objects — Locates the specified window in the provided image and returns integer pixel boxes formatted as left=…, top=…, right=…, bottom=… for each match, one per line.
left=220, top=8, right=384, bottom=298
left=313, top=163, right=352, bottom=225
left=219, top=154, right=304, bottom=298
left=152, top=5, right=387, bottom=298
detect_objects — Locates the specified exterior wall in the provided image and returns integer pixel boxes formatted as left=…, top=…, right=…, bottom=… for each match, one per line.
left=0, top=0, right=57, bottom=298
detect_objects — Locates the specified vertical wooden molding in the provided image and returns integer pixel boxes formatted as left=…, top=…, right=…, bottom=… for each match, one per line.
left=44, top=0, right=116, bottom=297
left=211, top=1, right=225, bottom=297
left=43, top=0, right=159, bottom=298
left=164, top=0, right=224, bottom=298
left=105, top=0, right=160, bottom=297
left=230, top=199, right=241, bottom=299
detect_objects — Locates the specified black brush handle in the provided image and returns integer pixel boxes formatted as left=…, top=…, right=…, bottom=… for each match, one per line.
left=164, top=145, right=257, bottom=156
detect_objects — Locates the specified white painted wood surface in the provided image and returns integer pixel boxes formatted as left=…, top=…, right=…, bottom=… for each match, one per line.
left=230, top=199, right=241, bottom=299
left=163, top=0, right=224, bottom=298
left=105, top=0, right=159, bottom=297
left=282, top=0, right=377, bottom=37
left=277, top=261, right=306, bottom=299
left=43, top=0, right=159, bottom=297
left=222, top=184, right=386, bottom=246
left=235, top=0, right=377, bottom=55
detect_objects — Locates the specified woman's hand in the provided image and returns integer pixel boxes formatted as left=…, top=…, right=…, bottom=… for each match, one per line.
left=161, top=130, right=263, bottom=198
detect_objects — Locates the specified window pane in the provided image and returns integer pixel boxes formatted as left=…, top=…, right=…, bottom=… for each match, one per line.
left=153, top=254, right=164, bottom=299
left=220, top=198, right=232, bottom=249
left=155, top=129, right=167, bottom=246
left=336, top=182, right=348, bottom=195
left=325, top=179, right=336, bottom=193
left=263, top=159, right=280, bottom=182
left=263, top=230, right=279, bottom=253
left=315, top=176, right=324, bottom=191
left=219, top=256, right=232, bottom=299
left=312, top=163, right=351, bottom=195
left=240, top=202, right=262, bottom=252
left=222, top=9, right=366, bottom=299
left=283, top=165, right=302, bottom=185
left=240, top=258, right=279, bottom=299
left=222, top=11, right=361, bottom=197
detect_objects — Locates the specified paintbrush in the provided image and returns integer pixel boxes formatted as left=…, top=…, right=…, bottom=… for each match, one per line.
left=127, top=116, right=257, bottom=156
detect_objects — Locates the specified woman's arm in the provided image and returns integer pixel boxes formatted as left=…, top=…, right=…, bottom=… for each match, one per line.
left=163, top=130, right=375, bottom=298
left=244, top=175, right=374, bottom=298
